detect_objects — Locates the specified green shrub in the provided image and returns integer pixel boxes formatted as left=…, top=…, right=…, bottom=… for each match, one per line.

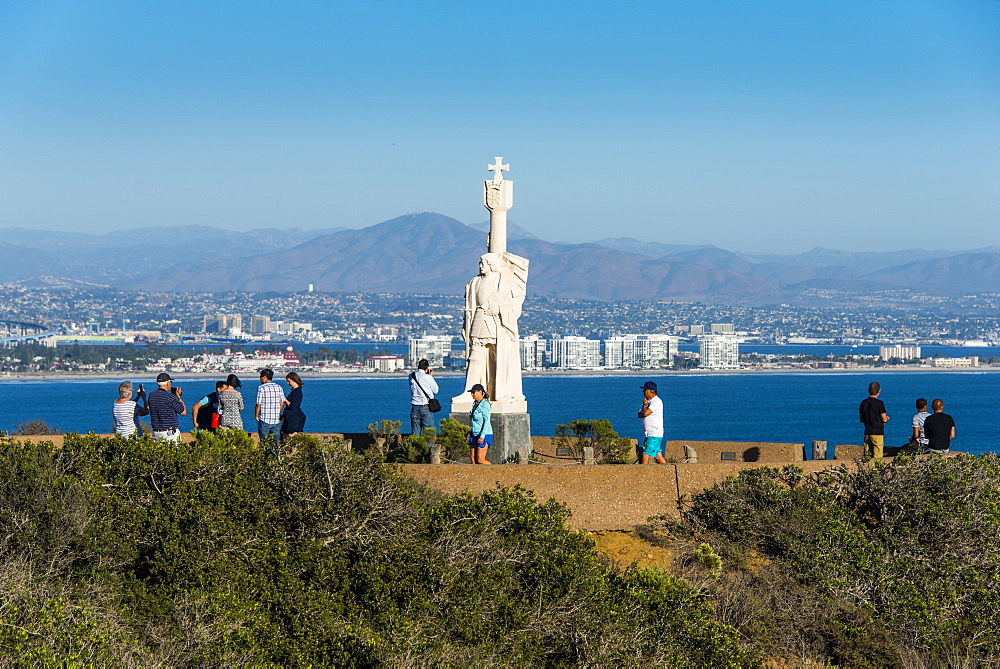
left=554, top=418, right=633, bottom=463
left=14, top=419, right=61, bottom=435
left=0, top=431, right=754, bottom=665
left=437, top=417, right=469, bottom=462
left=666, top=455, right=1000, bottom=665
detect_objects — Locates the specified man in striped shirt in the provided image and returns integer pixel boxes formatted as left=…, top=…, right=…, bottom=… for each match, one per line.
left=147, top=372, right=186, bottom=442
left=255, top=368, right=285, bottom=443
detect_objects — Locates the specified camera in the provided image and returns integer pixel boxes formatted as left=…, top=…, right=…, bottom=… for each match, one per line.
left=171, top=386, right=182, bottom=397
left=137, top=383, right=144, bottom=392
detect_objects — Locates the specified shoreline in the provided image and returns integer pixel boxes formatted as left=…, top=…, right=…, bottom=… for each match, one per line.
left=3, top=365, right=999, bottom=383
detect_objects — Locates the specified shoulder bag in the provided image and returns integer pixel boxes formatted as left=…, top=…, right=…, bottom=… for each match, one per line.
left=412, top=372, right=442, bottom=413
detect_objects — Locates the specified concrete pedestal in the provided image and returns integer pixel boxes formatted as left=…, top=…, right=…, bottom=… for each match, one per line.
left=448, top=411, right=532, bottom=464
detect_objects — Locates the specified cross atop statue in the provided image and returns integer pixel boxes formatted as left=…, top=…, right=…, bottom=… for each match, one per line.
left=487, top=157, right=509, bottom=183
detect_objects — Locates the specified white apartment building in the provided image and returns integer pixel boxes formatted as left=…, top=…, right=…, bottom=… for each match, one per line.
left=603, top=334, right=677, bottom=368
left=699, top=334, right=739, bottom=369
left=519, top=335, right=547, bottom=370
left=368, top=355, right=405, bottom=372
left=710, top=323, right=735, bottom=334
left=549, top=336, right=601, bottom=369
left=879, top=344, right=922, bottom=360
left=408, top=335, right=453, bottom=367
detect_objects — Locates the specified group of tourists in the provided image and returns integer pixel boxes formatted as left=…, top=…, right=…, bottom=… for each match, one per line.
left=112, top=368, right=306, bottom=443
left=860, top=381, right=956, bottom=457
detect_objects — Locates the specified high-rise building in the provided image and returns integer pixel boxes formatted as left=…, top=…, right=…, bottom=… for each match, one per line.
left=250, top=315, right=272, bottom=335
left=698, top=334, right=739, bottom=369
left=710, top=323, right=735, bottom=334
left=519, top=335, right=547, bottom=370
left=879, top=345, right=921, bottom=360
left=408, top=335, right=453, bottom=367
left=203, top=314, right=243, bottom=334
left=549, top=336, right=601, bottom=369
left=603, top=334, right=677, bottom=368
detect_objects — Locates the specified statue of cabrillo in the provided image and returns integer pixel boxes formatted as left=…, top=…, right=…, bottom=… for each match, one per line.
left=452, top=157, right=529, bottom=415
left=461, top=251, right=528, bottom=406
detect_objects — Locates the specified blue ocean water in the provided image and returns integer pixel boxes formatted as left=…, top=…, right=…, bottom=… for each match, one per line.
left=1, top=372, right=995, bottom=456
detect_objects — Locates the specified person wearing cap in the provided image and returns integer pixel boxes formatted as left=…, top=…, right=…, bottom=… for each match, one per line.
left=219, top=375, right=245, bottom=430
left=468, top=383, right=492, bottom=465
left=255, top=368, right=286, bottom=443
left=637, top=381, right=666, bottom=464
left=147, top=372, right=186, bottom=442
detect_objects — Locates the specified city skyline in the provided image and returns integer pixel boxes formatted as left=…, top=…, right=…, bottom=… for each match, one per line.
left=1, top=1, right=998, bottom=253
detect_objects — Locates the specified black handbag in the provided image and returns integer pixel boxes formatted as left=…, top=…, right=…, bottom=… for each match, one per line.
left=412, top=372, right=442, bottom=413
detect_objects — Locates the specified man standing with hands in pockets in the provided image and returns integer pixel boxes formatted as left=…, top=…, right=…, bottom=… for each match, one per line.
left=637, top=381, right=667, bottom=464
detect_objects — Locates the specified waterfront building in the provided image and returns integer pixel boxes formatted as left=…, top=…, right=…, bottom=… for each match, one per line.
left=519, top=335, right=547, bottom=370
left=603, top=334, right=677, bottom=368
left=368, top=355, right=405, bottom=372
left=408, top=335, right=452, bottom=367
left=879, top=344, right=921, bottom=360
left=710, top=323, right=734, bottom=334
left=549, top=336, right=601, bottom=369
left=929, top=356, right=978, bottom=367
left=699, top=334, right=739, bottom=369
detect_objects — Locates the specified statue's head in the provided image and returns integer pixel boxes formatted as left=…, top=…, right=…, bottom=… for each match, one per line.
left=479, top=253, right=501, bottom=275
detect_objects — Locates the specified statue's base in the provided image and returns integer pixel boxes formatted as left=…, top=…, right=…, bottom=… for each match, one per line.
left=451, top=399, right=527, bottom=414
left=448, top=410, right=532, bottom=464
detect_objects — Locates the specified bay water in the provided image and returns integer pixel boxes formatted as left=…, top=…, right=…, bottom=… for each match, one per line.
left=2, top=371, right=995, bottom=457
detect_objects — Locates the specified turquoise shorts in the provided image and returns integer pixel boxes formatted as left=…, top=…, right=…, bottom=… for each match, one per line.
left=643, top=436, right=664, bottom=457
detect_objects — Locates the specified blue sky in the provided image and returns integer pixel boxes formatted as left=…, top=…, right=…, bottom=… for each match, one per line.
left=1, top=0, right=998, bottom=253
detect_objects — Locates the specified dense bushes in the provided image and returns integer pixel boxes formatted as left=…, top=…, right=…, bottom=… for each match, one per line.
left=0, top=432, right=753, bottom=665
left=658, top=455, right=1000, bottom=666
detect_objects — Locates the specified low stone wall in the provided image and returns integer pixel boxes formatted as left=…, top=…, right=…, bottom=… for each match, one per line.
left=403, top=461, right=849, bottom=530
left=665, top=440, right=804, bottom=463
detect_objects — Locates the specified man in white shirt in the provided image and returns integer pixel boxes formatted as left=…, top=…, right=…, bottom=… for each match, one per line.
left=409, top=359, right=439, bottom=435
left=637, top=381, right=666, bottom=464
left=909, top=397, right=931, bottom=454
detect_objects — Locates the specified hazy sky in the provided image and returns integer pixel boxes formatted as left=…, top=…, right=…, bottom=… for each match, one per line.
left=1, top=1, right=998, bottom=253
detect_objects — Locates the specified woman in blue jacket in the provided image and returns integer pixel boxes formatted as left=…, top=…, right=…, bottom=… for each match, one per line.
left=468, top=383, right=492, bottom=465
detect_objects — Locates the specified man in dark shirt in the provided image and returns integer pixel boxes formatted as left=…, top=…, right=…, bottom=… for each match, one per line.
left=859, top=381, right=890, bottom=458
left=147, top=372, right=186, bottom=442
left=923, top=398, right=956, bottom=454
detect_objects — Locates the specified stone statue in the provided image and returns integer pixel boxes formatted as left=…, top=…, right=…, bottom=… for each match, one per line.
left=454, top=251, right=529, bottom=408
left=450, top=157, right=532, bottom=462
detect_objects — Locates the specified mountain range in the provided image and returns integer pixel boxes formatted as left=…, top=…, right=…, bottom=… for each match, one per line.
left=1, top=214, right=996, bottom=304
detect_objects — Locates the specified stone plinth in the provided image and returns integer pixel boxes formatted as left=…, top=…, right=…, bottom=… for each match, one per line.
left=448, top=411, right=532, bottom=464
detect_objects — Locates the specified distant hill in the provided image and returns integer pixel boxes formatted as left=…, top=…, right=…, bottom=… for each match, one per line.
left=866, top=252, right=1000, bottom=294
left=0, top=225, right=345, bottom=283
left=130, top=213, right=780, bottom=301
left=740, top=246, right=965, bottom=272
left=468, top=219, right=539, bottom=240
left=592, top=238, right=712, bottom=258
left=4, top=219, right=1000, bottom=303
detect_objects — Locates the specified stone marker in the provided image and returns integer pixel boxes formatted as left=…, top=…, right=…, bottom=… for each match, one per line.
left=812, top=440, right=828, bottom=460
